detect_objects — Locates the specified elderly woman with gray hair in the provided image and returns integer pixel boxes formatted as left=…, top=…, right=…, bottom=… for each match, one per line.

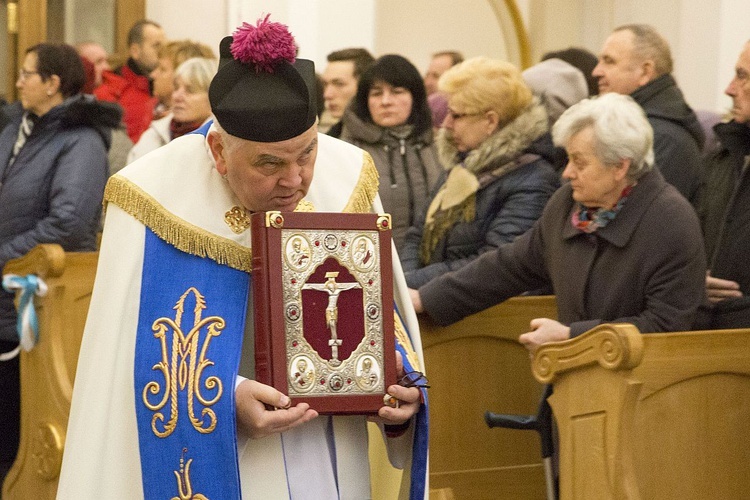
left=127, top=57, right=217, bottom=163
left=411, top=92, right=706, bottom=348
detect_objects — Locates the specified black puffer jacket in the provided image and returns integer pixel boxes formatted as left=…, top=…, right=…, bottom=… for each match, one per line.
left=0, top=95, right=121, bottom=341
left=400, top=102, right=560, bottom=289
left=339, top=110, right=442, bottom=250
left=631, top=74, right=705, bottom=201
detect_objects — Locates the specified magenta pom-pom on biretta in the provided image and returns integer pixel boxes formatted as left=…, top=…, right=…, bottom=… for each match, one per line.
left=210, top=15, right=317, bottom=142
left=230, top=14, right=296, bottom=73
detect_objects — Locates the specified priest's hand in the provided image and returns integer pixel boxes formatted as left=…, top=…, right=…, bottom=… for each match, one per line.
left=235, top=379, right=318, bottom=439
left=371, top=351, right=422, bottom=427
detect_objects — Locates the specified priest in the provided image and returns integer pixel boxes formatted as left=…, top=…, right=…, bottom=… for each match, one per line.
left=58, top=16, right=427, bottom=500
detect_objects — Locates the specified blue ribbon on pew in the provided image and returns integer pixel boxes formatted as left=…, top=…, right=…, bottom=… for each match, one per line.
left=1, top=273, right=47, bottom=360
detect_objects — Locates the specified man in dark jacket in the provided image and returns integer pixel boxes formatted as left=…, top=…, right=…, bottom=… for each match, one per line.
left=593, top=24, right=704, bottom=200
left=322, top=48, right=375, bottom=138
left=693, top=40, right=750, bottom=329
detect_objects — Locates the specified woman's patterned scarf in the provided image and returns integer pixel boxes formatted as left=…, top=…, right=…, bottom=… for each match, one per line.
left=419, top=101, right=549, bottom=265
left=571, top=184, right=634, bottom=233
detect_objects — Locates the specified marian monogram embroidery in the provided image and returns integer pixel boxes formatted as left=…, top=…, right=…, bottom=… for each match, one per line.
left=142, top=287, right=225, bottom=437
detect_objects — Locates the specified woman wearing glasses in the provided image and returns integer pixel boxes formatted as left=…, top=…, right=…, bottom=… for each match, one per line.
left=338, top=54, right=442, bottom=251
left=400, top=56, right=560, bottom=289
left=0, top=42, right=120, bottom=481
left=412, top=93, right=705, bottom=344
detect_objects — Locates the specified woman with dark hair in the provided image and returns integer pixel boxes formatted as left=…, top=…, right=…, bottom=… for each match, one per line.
left=0, top=42, right=121, bottom=481
left=339, top=54, right=442, bottom=250
left=400, top=56, right=560, bottom=289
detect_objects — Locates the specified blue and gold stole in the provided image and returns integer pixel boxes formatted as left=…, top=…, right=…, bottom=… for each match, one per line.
left=134, top=229, right=249, bottom=499
left=394, top=306, right=429, bottom=500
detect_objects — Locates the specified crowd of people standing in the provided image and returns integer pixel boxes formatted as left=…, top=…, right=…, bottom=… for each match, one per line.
left=1, top=14, right=749, bottom=499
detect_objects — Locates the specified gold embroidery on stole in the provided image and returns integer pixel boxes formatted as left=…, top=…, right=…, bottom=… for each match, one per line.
left=142, top=287, right=225, bottom=437
left=171, top=448, right=208, bottom=500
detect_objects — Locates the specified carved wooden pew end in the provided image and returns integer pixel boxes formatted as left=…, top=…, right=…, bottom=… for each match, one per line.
left=2, top=244, right=98, bottom=500
left=533, top=324, right=750, bottom=500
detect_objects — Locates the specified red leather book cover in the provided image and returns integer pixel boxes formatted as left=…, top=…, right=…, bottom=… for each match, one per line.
left=250, top=211, right=396, bottom=415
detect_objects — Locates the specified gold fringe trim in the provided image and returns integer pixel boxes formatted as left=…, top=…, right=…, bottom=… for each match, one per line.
left=104, top=152, right=378, bottom=272
left=104, top=176, right=253, bottom=273
left=419, top=194, right=476, bottom=265
left=343, top=152, right=379, bottom=214
left=394, top=312, right=422, bottom=372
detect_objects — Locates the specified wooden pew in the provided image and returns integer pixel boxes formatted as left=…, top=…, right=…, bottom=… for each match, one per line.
left=1, top=242, right=558, bottom=499
left=1, top=244, right=97, bottom=500
left=420, top=295, right=558, bottom=500
left=533, top=323, right=750, bottom=500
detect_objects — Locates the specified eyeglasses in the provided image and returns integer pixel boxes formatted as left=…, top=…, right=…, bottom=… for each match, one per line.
left=18, top=69, right=40, bottom=81
left=399, top=370, right=430, bottom=389
left=446, top=109, right=483, bottom=122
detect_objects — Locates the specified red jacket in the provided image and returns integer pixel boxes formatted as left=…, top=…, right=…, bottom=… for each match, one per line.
left=95, top=63, right=157, bottom=143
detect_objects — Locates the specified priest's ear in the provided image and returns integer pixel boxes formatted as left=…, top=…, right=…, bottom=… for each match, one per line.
left=208, top=130, right=228, bottom=176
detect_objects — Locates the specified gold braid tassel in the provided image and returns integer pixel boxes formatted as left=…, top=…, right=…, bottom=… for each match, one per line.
left=419, top=194, right=476, bottom=266
left=343, top=152, right=379, bottom=214
left=104, top=176, right=253, bottom=273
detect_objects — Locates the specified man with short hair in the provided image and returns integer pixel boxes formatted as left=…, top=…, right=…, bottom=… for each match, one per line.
left=95, top=19, right=166, bottom=143
left=76, top=41, right=111, bottom=88
left=423, top=50, right=463, bottom=95
left=693, top=40, right=750, bottom=329
left=58, top=16, right=427, bottom=500
left=593, top=24, right=704, bottom=199
left=322, top=48, right=374, bottom=138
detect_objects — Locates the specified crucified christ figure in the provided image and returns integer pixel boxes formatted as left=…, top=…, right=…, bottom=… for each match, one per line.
left=302, top=271, right=361, bottom=365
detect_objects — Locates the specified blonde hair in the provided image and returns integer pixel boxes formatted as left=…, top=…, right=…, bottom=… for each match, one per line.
left=158, top=39, right=215, bottom=70
left=439, top=56, right=532, bottom=125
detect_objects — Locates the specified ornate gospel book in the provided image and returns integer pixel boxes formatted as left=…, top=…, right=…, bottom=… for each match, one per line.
left=251, top=211, right=396, bottom=414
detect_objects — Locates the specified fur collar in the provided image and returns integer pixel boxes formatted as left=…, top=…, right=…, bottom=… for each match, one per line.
left=436, top=99, right=548, bottom=175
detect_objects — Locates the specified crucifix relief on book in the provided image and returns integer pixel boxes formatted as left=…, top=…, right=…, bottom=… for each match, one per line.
left=302, top=271, right=362, bottom=366
left=251, top=212, right=396, bottom=414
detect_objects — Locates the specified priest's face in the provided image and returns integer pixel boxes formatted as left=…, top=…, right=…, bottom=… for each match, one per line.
left=209, top=124, right=317, bottom=213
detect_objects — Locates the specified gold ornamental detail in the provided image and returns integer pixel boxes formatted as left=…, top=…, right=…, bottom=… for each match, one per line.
left=295, top=199, right=315, bottom=212
left=267, top=211, right=284, bottom=228
left=376, top=214, right=392, bottom=232
left=32, top=422, right=64, bottom=480
left=171, top=448, right=208, bottom=500
left=143, top=287, right=225, bottom=437
left=224, top=206, right=251, bottom=234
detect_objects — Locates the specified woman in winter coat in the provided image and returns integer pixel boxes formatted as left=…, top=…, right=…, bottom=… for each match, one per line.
left=339, top=54, right=442, bottom=250
left=128, top=57, right=217, bottom=163
left=412, top=93, right=706, bottom=344
left=0, top=42, right=121, bottom=480
left=400, top=56, right=560, bottom=289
